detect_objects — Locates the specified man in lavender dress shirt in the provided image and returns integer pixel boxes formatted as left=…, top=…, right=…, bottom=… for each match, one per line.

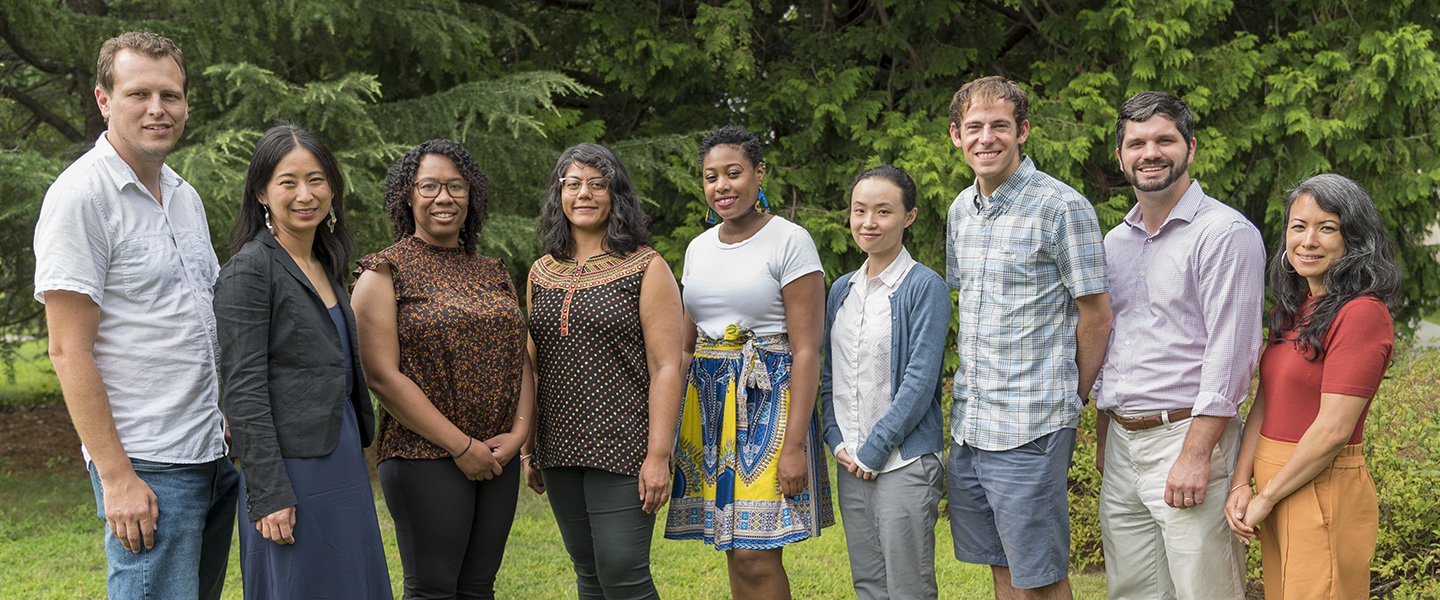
left=1094, top=91, right=1265, bottom=599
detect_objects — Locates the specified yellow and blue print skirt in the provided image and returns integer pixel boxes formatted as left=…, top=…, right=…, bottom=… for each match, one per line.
left=665, top=325, right=834, bottom=551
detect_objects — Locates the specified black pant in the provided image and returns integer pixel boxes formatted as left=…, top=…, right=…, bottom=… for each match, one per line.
left=542, top=467, right=660, bottom=600
left=379, top=457, right=520, bottom=600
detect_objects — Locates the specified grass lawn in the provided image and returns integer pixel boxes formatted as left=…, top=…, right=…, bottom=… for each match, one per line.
left=0, top=338, right=62, bottom=411
left=0, top=456, right=1108, bottom=599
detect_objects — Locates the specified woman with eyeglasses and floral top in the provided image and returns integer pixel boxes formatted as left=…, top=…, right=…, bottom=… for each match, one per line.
left=352, top=139, right=536, bottom=600
left=520, top=143, right=684, bottom=600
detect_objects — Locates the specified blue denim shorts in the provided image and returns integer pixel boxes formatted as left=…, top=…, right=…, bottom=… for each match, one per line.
left=946, top=428, right=1076, bottom=589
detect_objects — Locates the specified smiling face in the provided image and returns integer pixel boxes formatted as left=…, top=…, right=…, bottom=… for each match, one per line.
left=95, top=49, right=189, bottom=169
left=1117, top=115, right=1195, bottom=194
left=259, top=147, right=332, bottom=243
left=410, top=154, right=469, bottom=247
left=849, top=177, right=916, bottom=260
left=951, top=99, right=1029, bottom=196
left=701, top=144, right=765, bottom=222
left=1286, top=193, right=1346, bottom=296
left=560, top=162, right=612, bottom=236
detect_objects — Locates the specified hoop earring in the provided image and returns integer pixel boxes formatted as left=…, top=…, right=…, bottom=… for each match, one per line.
left=327, top=207, right=337, bottom=233
left=705, top=207, right=719, bottom=224
left=755, top=188, right=771, bottom=213
left=1281, top=251, right=1297, bottom=274
left=263, top=205, right=273, bottom=233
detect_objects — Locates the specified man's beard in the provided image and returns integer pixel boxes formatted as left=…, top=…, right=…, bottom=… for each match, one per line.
left=1125, top=159, right=1186, bottom=192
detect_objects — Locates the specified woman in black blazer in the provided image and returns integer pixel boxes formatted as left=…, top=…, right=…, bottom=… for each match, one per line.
left=215, top=124, right=392, bottom=599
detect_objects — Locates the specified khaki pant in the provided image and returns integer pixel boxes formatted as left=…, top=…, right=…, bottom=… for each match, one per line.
left=1100, top=414, right=1246, bottom=600
left=1254, top=437, right=1377, bottom=600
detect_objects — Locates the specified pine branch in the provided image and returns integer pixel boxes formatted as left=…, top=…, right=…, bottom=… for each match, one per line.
left=0, top=82, right=83, bottom=142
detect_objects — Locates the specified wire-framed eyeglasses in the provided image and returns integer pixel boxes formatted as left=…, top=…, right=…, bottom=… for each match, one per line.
left=559, top=177, right=610, bottom=194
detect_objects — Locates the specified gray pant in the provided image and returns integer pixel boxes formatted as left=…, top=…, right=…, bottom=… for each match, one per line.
left=542, top=467, right=660, bottom=600
left=836, top=453, right=944, bottom=600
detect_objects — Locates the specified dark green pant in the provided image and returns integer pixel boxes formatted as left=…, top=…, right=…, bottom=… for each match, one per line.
left=542, top=467, right=660, bottom=600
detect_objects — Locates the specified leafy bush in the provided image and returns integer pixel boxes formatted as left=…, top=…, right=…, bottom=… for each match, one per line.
left=1365, top=346, right=1440, bottom=597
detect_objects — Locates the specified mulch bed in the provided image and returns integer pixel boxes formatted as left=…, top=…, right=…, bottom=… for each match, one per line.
left=0, top=403, right=87, bottom=478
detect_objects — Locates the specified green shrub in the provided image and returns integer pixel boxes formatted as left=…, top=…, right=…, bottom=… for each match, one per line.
left=1365, top=346, right=1440, bottom=597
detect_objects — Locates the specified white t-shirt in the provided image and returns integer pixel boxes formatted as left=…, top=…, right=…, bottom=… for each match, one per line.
left=33, top=133, right=227, bottom=465
left=681, top=216, right=823, bottom=340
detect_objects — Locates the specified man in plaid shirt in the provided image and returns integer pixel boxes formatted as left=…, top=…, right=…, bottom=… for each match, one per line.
left=943, top=76, right=1112, bottom=600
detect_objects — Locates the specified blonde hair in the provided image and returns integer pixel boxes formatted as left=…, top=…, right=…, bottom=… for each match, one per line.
left=96, top=31, right=186, bottom=93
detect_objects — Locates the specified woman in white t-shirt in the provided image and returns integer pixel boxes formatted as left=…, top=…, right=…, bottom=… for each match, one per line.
left=663, top=125, right=833, bottom=599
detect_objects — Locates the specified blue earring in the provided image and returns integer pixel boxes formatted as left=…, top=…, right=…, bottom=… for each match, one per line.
left=755, top=188, right=771, bottom=213
left=706, top=207, right=719, bottom=224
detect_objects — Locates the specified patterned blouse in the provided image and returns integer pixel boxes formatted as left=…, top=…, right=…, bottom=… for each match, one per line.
left=529, top=247, right=657, bottom=476
left=356, top=236, right=525, bottom=461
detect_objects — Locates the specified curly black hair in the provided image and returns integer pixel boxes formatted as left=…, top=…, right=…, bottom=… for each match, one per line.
left=537, top=143, right=652, bottom=261
left=383, top=139, right=490, bottom=254
left=698, top=125, right=763, bottom=168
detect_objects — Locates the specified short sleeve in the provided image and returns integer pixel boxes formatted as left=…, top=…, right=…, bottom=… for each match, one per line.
left=34, top=184, right=111, bottom=305
left=353, top=250, right=396, bottom=293
left=774, top=225, right=823, bottom=287
left=1050, top=195, right=1107, bottom=298
left=1320, top=297, right=1393, bottom=399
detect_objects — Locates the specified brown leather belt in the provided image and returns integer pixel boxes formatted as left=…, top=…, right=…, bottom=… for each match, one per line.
left=1107, top=408, right=1193, bottom=431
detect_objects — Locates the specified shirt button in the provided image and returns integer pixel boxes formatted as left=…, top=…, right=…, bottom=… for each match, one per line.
left=1125, top=340, right=1132, bottom=346
left=1121, top=375, right=1128, bottom=380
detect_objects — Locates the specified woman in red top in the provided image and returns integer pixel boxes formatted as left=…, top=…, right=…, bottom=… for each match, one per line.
left=1226, top=173, right=1402, bottom=599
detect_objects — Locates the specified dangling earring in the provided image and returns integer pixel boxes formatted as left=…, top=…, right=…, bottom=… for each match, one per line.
left=327, top=207, right=337, bottom=233
left=705, top=207, right=719, bottom=224
left=263, top=204, right=273, bottom=233
left=755, top=188, right=771, bottom=213
left=1281, top=251, right=1297, bottom=274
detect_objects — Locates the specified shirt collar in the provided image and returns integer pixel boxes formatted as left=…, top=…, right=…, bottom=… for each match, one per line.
left=851, top=246, right=916, bottom=290
left=960, top=156, right=1036, bottom=216
left=1122, top=179, right=1205, bottom=235
left=93, top=132, right=180, bottom=199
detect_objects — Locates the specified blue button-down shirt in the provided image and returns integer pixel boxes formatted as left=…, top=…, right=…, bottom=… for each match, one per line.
left=945, top=156, right=1108, bottom=451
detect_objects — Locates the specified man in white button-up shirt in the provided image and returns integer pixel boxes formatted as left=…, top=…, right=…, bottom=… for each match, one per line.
left=1094, top=91, right=1265, bottom=600
left=34, top=32, right=237, bottom=600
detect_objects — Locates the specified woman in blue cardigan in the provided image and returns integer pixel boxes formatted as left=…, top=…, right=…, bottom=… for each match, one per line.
left=820, top=165, right=951, bottom=600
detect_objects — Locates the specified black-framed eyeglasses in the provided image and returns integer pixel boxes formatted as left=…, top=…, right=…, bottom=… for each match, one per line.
left=414, top=179, right=470, bottom=198
left=559, top=177, right=610, bottom=194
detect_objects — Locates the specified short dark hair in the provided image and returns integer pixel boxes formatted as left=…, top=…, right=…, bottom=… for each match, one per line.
left=537, top=143, right=652, bottom=261
left=1115, top=91, right=1195, bottom=148
left=383, top=139, right=490, bottom=254
left=698, top=125, right=763, bottom=168
left=1268, top=173, right=1402, bottom=359
left=949, top=76, right=1028, bottom=130
left=97, top=31, right=187, bottom=94
left=230, top=123, right=354, bottom=286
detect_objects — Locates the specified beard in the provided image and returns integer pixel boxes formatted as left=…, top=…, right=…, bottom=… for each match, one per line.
left=1125, top=159, right=1187, bottom=192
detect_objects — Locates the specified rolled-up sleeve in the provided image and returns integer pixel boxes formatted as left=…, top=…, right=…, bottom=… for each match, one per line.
left=1193, top=221, right=1266, bottom=417
left=34, top=185, right=110, bottom=305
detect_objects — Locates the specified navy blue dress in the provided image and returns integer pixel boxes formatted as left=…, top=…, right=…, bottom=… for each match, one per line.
left=237, top=305, right=392, bottom=599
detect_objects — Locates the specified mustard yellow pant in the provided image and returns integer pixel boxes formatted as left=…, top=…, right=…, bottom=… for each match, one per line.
left=1254, top=436, right=1377, bottom=600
